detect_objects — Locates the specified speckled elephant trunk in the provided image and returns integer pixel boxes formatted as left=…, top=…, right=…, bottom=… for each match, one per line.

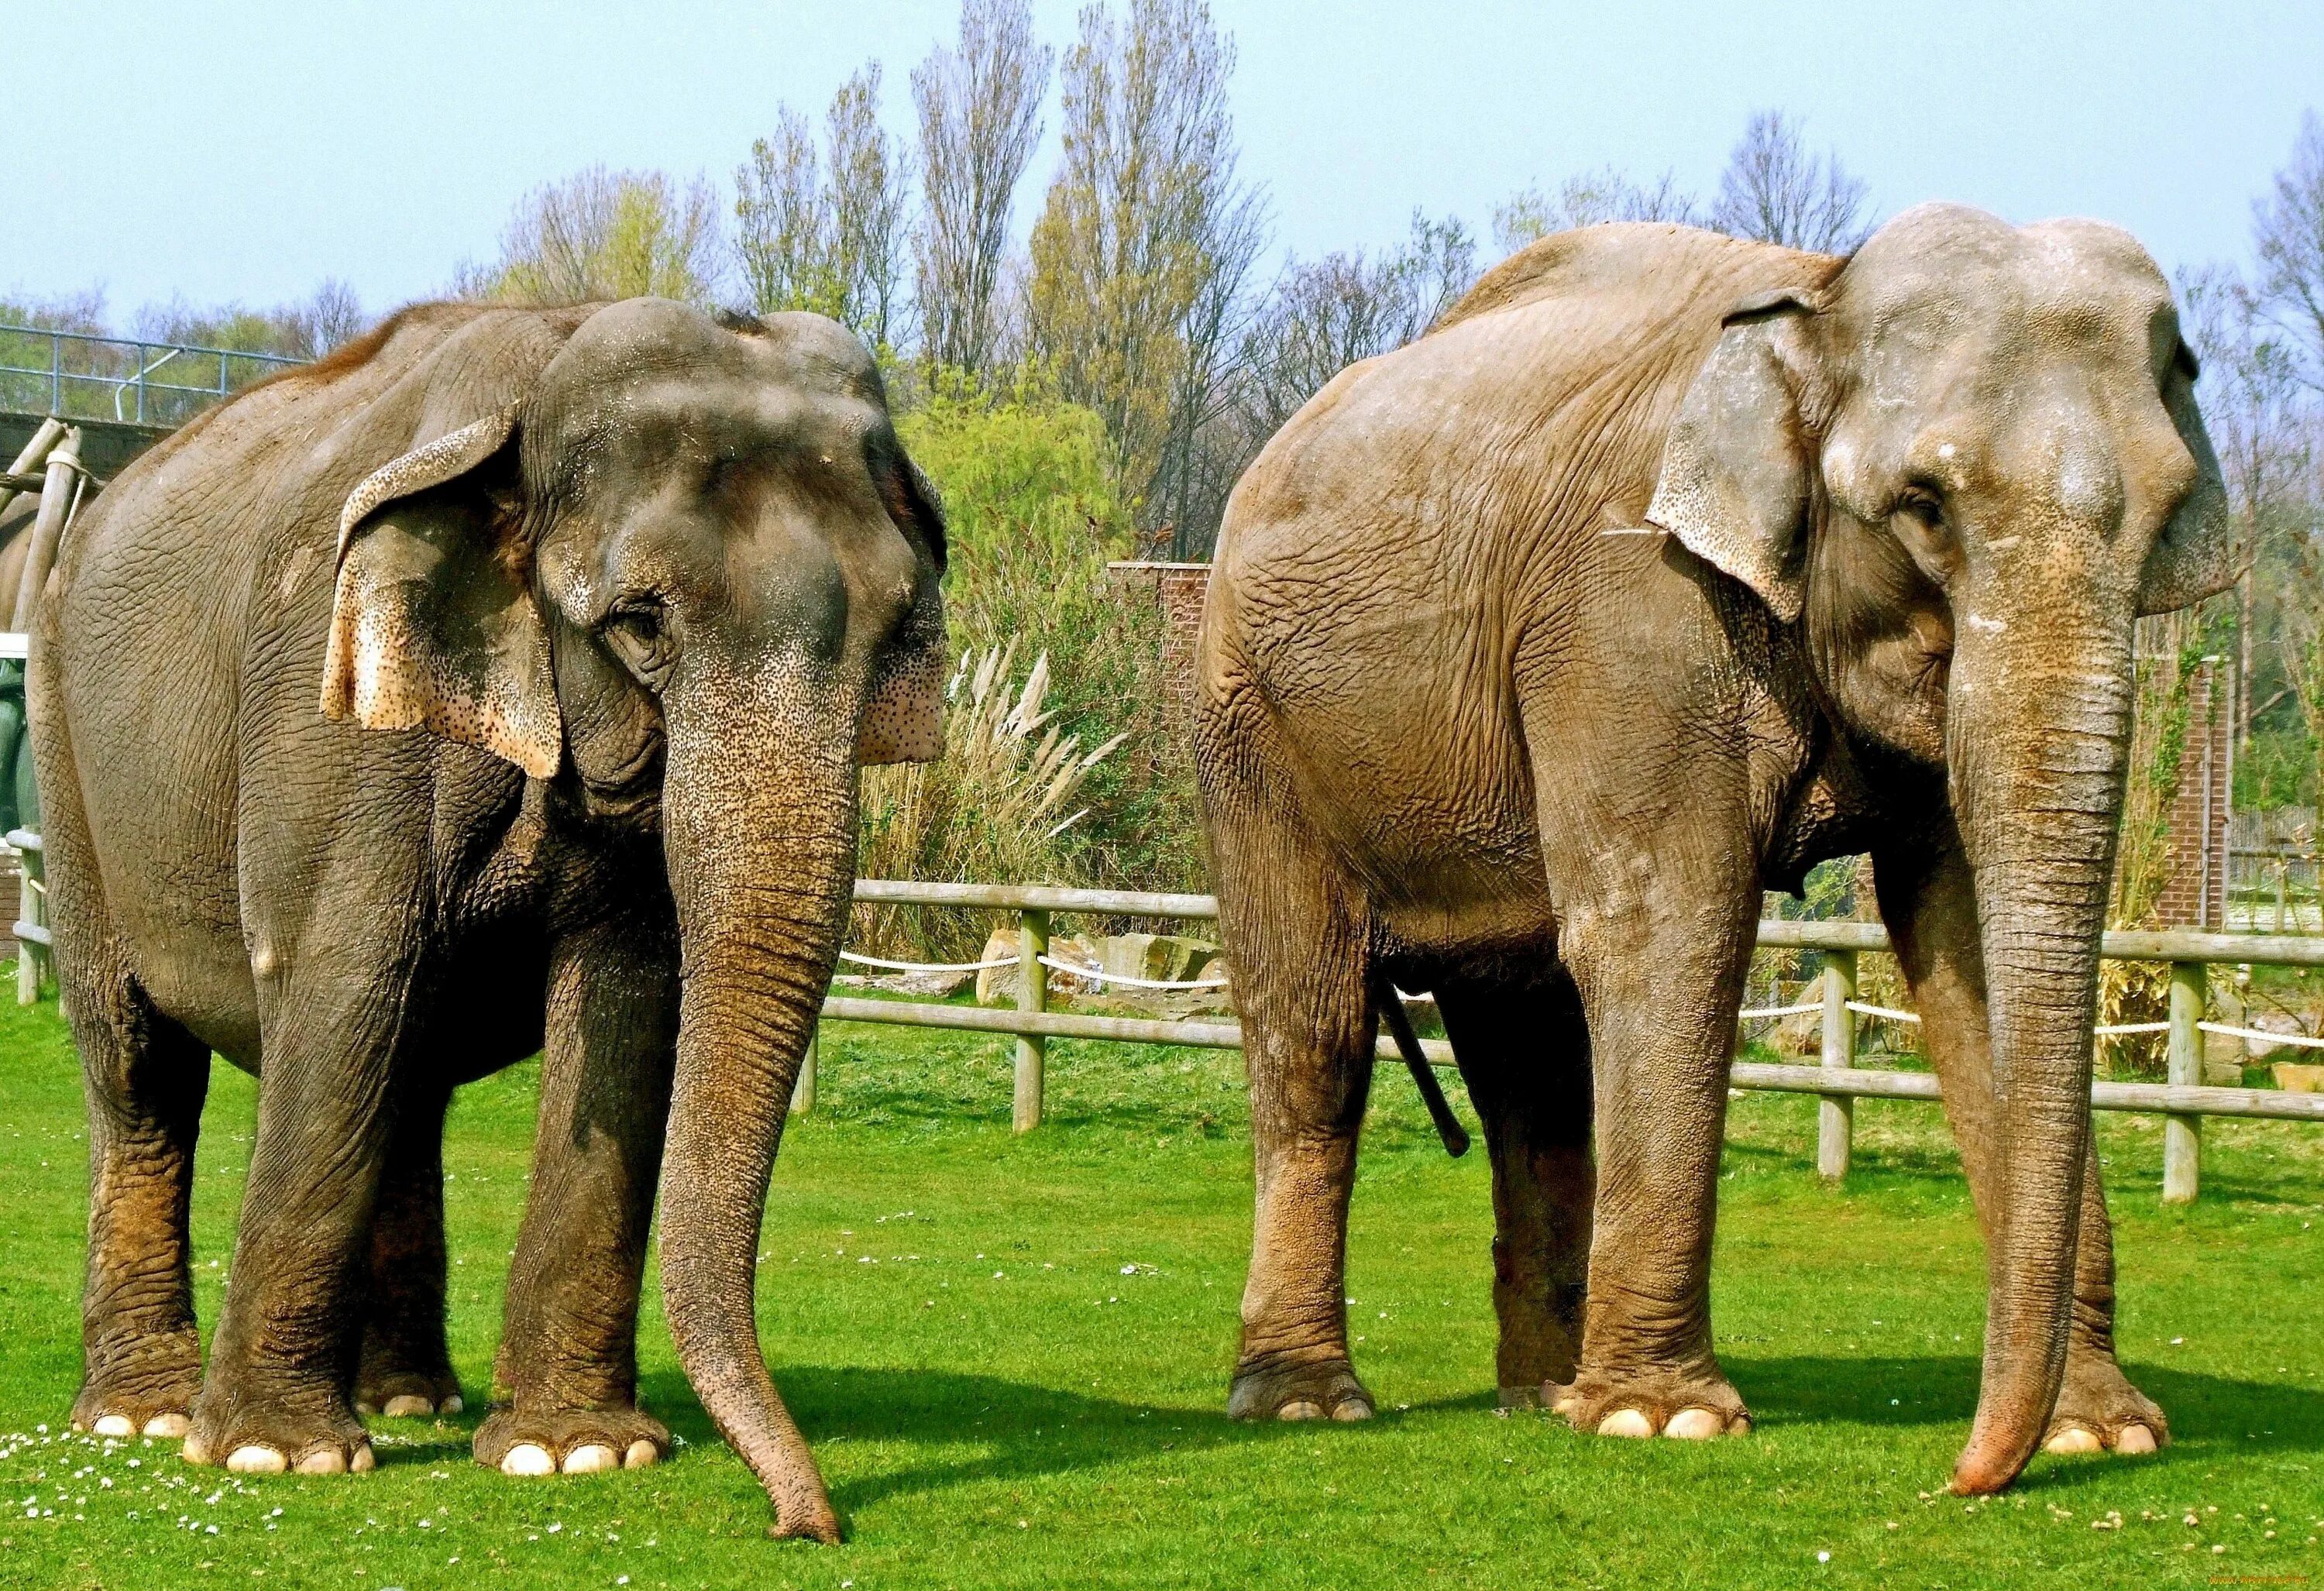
left=655, top=677, right=861, bottom=1544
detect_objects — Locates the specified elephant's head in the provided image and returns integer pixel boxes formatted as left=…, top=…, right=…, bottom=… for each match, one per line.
left=321, top=301, right=947, bottom=1538
left=1646, top=204, right=2239, bottom=1493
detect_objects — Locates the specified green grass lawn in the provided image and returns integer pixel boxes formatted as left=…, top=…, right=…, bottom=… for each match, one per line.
left=2, top=986, right=2321, bottom=1590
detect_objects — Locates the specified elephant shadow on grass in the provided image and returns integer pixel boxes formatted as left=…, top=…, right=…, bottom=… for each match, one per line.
left=1732, top=1355, right=2324, bottom=1466
left=633, top=1364, right=1466, bottom=1514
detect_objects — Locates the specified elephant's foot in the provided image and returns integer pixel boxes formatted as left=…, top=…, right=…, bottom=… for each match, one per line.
left=1227, top=1352, right=1374, bottom=1423
left=71, top=1329, right=203, bottom=1440
left=2042, top=1351, right=2167, bottom=1457
left=182, top=1390, right=375, bottom=1476
left=475, top=1404, right=669, bottom=1476
left=1548, top=1364, right=1752, bottom=1439
left=355, top=1361, right=464, bottom=1420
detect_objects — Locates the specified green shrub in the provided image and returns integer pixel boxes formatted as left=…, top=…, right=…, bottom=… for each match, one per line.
left=858, top=372, right=1206, bottom=957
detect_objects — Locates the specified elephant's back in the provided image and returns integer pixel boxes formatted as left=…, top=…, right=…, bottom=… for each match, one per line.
left=34, top=304, right=578, bottom=1050
left=1197, top=225, right=1838, bottom=933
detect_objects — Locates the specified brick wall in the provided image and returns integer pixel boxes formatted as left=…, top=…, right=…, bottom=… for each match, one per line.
left=2154, top=657, right=2233, bottom=930
left=1106, top=560, right=1211, bottom=718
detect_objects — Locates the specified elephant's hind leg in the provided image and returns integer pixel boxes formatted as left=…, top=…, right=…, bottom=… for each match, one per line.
left=1204, top=748, right=1377, bottom=1424
left=476, top=906, right=676, bottom=1477
left=355, top=1077, right=462, bottom=1419
left=46, top=715, right=211, bottom=1442
left=1437, top=973, right=1593, bottom=1407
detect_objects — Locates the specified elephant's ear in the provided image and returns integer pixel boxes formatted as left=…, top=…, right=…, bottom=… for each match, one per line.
left=319, top=403, right=562, bottom=778
left=2137, top=344, right=2247, bottom=615
left=1645, top=289, right=1822, bottom=624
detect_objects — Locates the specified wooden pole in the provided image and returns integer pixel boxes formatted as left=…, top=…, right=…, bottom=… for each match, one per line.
left=2163, top=959, right=2205, bottom=1204
left=1013, top=907, right=1049, bottom=1132
left=0, top=417, right=66, bottom=527
left=15, top=867, right=37, bottom=1006
left=1817, top=949, right=1857, bottom=1183
left=790, top=1022, right=817, bottom=1115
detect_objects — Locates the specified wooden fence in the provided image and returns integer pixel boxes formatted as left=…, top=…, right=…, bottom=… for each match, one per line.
left=812, top=880, right=2324, bottom=1205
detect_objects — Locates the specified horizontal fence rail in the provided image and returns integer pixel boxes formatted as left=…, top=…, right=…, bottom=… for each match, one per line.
left=0, top=326, right=301, bottom=428
left=812, top=878, right=2324, bottom=1201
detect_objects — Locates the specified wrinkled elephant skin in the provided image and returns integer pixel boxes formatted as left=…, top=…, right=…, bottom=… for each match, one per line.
left=1195, top=211, right=2236, bottom=1492
left=34, top=300, right=947, bottom=1540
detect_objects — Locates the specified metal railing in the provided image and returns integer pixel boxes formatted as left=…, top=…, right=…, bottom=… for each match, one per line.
left=812, top=880, right=2324, bottom=1204
left=0, top=326, right=302, bottom=428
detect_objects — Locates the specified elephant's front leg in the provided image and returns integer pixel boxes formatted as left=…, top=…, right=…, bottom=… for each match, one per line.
left=355, top=1078, right=462, bottom=1418
left=1548, top=850, right=1758, bottom=1441
left=1875, top=837, right=2165, bottom=1456
left=477, top=910, right=677, bottom=1477
left=184, top=937, right=407, bottom=1476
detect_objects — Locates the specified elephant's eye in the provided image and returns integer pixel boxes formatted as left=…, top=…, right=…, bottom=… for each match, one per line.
left=1895, top=487, right=1945, bottom=535
left=602, top=600, right=676, bottom=690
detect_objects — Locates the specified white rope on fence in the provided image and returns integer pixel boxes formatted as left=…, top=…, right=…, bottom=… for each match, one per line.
left=1038, top=954, right=1230, bottom=991
left=1738, top=1002, right=1823, bottom=1020
left=837, top=950, right=1021, bottom=974
left=1847, top=1000, right=1920, bottom=1023
left=2199, top=1019, right=2324, bottom=1051
left=2095, top=1021, right=2170, bottom=1037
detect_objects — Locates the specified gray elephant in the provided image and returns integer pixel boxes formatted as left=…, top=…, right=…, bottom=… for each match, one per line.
left=33, top=297, right=946, bottom=1541
left=1195, top=209, right=2237, bottom=1493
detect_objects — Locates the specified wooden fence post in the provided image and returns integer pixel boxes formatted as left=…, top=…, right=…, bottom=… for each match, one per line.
left=1817, top=948, right=1857, bottom=1183
left=790, top=1023, right=817, bottom=1115
left=2164, top=959, right=2205, bottom=1204
left=1014, top=907, right=1049, bottom=1132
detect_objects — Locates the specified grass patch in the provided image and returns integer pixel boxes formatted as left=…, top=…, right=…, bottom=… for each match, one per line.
left=2, top=988, right=2321, bottom=1588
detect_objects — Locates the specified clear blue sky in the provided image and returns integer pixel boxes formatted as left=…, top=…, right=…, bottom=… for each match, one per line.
left=12, top=0, right=2319, bottom=325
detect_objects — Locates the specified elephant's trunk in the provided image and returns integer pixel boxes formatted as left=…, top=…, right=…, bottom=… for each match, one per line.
left=1944, top=622, right=2134, bottom=1494
left=653, top=675, right=856, bottom=1542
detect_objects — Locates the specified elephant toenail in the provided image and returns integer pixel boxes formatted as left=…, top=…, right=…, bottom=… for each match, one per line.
left=349, top=1445, right=376, bottom=1473
left=2044, top=1426, right=2102, bottom=1455
left=1726, top=1413, right=1755, bottom=1436
left=2114, top=1424, right=2157, bottom=1455
left=181, top=1435, right=213, bottom=1466
left=1277, top=1400, right=1324, bottom=1421
left=1596, top=1409, right=1655, bottom=1438
left=353, top=1401, right=377, bottom=1416
left=500, top=1443, right=555, bottom=1476
left=91, top=1415, right=134, bottom=1438
left=562, top=1444, right=617, bottom=1474
left=623, top=1440, right=659, bottom=1469
left=381, top=1395, right=434, bottom=1418
left=438, top=1395, right=463, bottom=1415
left=226, top=1445, right=287, bottom=1475
left=1663, top=1407, right=1724, bottom=1440
left=295, top=1448, right=347, bottom=1475
left=1330, top=1398, right=1373, bottom=1423
left=143, top=1413, right=188, bottom=1438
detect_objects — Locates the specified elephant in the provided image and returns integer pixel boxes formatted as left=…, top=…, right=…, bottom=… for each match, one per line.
left=31, top=297, right=947, bottom=1541
left=1193, top=208, right=2239, bottom=1494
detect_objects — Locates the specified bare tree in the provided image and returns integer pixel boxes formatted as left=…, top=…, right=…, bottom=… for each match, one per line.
left=1026, top=0, right=1268, bottom=546
left=479, top=167, right=724, bottom=305
left=1232, top=212, right=1476, bottom=441
left=130, top=279, right=369, bottom=359
left=913, top=0, right=1052, bottom=374
left=2256, top=111, right=2324, bottom=393
left=736, top=66, right=914, bottom=349
left=1494, top=167, right=1697, bottom=253
left=1710, top=110, right=1872, bottom=253
left=735, top=109, right=829, bottom=316
left=824, top=64, right=914, bottom=348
